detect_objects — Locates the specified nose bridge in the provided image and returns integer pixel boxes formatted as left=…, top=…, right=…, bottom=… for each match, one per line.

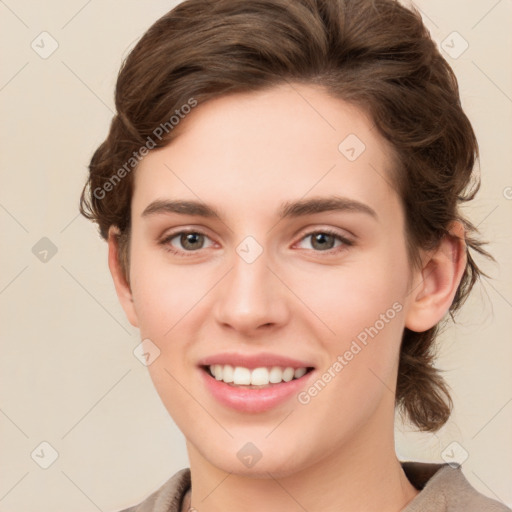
left=213, top=237, right=288, bottom=332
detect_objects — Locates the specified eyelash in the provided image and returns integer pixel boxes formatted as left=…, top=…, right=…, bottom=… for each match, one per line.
left=159, top=228, right=354, bottom=257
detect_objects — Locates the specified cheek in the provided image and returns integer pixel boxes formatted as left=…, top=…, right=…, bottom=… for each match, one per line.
left=295, top=247, right=408, bottom=395
left=291, top=251, right=407, bottom=340
left=129, top=247, right=213, bottom=339
left=130, top=262, right=202, bottom=424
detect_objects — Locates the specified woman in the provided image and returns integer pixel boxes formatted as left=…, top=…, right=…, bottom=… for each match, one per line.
left=80, top=0, right=510, bottom=510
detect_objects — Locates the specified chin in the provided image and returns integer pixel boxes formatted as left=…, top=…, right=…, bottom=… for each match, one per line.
left=202, top=441, right=310, bottom=479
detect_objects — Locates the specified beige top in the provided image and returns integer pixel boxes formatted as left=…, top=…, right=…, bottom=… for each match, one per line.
left=118, top=462, right=511, bottom=511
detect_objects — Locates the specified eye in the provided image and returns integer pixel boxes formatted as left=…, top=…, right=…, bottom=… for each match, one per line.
left=296, top=229, right=353, bottom=253
left=159, top=230, right=215, bottom=255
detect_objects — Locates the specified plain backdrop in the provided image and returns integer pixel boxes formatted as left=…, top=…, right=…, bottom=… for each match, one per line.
left=0, top=0, right=511, bottom=510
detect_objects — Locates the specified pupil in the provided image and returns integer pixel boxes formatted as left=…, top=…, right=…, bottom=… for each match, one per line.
left=182, top=233, right=202, bottom=249
left=313, top=233, right=333, bottom=250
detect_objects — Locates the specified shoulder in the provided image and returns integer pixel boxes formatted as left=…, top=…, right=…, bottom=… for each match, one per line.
left=402, top=462, right=511, bottom=512
left=115, top=468, right=191, bottom=512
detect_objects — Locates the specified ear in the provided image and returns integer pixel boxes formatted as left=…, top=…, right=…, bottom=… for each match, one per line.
left=107, top=226, right=139, bottom=328
left=405, top=221, right=467, bottom=332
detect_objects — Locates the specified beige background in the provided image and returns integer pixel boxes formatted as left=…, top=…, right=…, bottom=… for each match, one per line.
left=0, top=0, right=511, bottom=510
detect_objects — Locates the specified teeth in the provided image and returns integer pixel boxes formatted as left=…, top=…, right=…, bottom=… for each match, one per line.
left=294, top=367, right=307, bottom=378
left=233, top=366, right=251, bottom=385
left=269, top=366, right=283, bottom=383
left=213, top=364, right=223, bottom=380
left=222, top=364, right=234, bottom=383
left=282, top=367, right=295, bottom=382
left=208, top=364, right=309, bottom=385
left=250, top=367, right=269, bottom=385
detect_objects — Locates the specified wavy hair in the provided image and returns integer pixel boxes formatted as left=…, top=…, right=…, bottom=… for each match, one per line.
left=80, top=0, right=493, bottom=431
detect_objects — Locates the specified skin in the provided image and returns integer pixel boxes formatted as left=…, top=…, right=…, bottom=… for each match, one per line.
left=108, top=83, right=467, bottom=512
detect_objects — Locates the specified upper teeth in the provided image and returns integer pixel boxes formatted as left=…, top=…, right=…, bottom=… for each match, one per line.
left=209, top=365, right=308, bottom=385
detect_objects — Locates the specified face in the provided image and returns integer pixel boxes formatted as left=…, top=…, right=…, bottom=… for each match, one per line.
left=115, top=83, right=420, bottom=477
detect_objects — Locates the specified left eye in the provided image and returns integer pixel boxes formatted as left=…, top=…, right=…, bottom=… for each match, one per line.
left=296, top=231, right=351, bottom=252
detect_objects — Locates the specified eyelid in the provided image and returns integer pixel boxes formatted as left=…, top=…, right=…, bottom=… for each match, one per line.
left=159, top=225, right=215, bottom=242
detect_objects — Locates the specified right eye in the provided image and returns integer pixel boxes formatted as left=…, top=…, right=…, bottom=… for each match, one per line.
left=159, top=230, right=215, bottom=256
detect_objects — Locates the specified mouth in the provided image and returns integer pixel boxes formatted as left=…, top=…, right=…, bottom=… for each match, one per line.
left=198, top=356, right=317, bottom=413
left=201, top=364, right=315, bottom=389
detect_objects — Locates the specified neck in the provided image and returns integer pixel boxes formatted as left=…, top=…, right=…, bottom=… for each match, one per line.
left=184, top=413, right=418, bottom=512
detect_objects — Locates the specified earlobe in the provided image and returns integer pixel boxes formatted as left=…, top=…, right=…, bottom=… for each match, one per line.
left=405, top=221, right=467, bottom=332
left=107, top=226, right=139, bottom=328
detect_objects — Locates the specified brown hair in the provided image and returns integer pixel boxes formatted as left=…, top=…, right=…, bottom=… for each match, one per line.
left=79, top=0, right=492, bottom=431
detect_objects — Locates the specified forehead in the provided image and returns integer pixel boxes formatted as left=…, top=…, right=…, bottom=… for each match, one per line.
left=132, top=83, right=400, bottom=222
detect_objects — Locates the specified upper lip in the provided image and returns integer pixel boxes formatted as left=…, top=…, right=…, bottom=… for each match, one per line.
left=197, top=352, right=315, bottom=370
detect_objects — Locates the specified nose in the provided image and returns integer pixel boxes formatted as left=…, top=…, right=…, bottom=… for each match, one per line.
left=213, top=246, right=290, bottom=336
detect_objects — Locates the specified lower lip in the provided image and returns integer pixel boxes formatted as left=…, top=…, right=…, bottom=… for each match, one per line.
left=199, top=367, right=315, bottom=413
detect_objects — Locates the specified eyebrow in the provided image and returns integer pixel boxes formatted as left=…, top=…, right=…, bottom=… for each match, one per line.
left=141, top=195, right=378, bottom=221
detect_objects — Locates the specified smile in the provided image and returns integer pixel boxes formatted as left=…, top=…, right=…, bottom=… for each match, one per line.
left=205, top=364, right=311, bottom=387
left=197, top=352, right=317, bottom=412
